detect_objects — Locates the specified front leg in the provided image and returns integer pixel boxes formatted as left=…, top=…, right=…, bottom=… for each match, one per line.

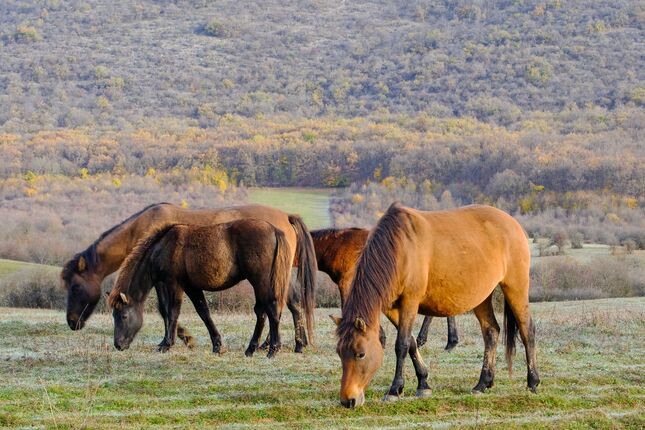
left=383, top=305, right=417, bottom=401
left=161, top=283, right=183, bottom=352
left=183, top=286, right=224, bottom=354
left=409, top=335, right=431, bottom=397
left=416, top=316, right=432, bottom=348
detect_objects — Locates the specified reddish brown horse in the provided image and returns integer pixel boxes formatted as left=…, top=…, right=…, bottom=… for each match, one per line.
left=109, top=219, right=292, bottom=357
left=334, top=203, right=539, bottom=408
left=311, top=228, right=458, bottom=350
left=61, top=203, right=316, bottom=352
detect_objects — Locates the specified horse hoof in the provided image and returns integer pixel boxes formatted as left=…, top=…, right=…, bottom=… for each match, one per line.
left=528, top=386, right=538, bottom=394
left=244, top=348, right=255, bottom=357
left=213, top=345, right=227, bottom=355
left=157, top=345, right=170, bottom=353
left=383, top=394, right=401, bottom=402
left=471, top=388, right=485, bottom=395
left=267, top=349, right=279, bottom=359
left=294, top=344, right=304, bottom=353
left=416, top=389, right=432, bottom=398
left=445, top=342, right=458, bottom=351
left=416, top=339, right=426, bottom=348
left=257, top=342, right=269, bottom=351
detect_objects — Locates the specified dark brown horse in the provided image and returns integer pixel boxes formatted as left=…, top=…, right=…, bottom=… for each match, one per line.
left=61, top=203, right=317, bottom=352
left=334, top=203, right=539, bottom=408
left=311, top=228, right=458, bottom=350
left=108, top=219, right=292, bottom=357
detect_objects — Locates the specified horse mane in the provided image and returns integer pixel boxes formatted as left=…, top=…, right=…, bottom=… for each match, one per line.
left=337, top=202, right=411, bottom=344
left=107, top=224, right=177, bottom=309
left=61, top=202, right=171, bottom=284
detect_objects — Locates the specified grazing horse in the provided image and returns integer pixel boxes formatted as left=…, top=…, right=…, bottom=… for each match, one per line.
left=108, top=219, right=292, bottom=357
left=334, top=203, right=539, bottom=408
left=311, top=228, right=459, bottom=350
left=61, top=203, right=317, bottom=352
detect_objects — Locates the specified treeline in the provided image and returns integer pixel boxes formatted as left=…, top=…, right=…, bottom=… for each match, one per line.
left=2, top=112, right=643, bottom=195
left=330, top=178, right=645, bottom=249
left=1, top=0, right=643, bottom=131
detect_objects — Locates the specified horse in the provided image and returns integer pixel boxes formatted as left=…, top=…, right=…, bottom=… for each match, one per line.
left=108, top=219, right=292, bottom=358
left=61, top=203, right=317, bottom=353
left=310, top=228, right=459, bottom=350
left=333, top=203, right=539, bottom=408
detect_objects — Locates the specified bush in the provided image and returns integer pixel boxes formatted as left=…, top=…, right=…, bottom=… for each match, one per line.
left=529, top=256, right=642, bottom=302
left=0, top=267, right=64, bottom=309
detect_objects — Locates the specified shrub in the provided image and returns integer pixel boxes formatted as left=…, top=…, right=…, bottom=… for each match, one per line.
left=0, top=267, right=64, bottom=309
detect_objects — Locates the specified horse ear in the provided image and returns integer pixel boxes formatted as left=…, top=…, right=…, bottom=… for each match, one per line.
left=329, top=315, right=342, bottom=326
left=354, top=317, right=367, bottom=333
left=77, top=256, right=86, bottom=272
left=119, top=292, right=129, bottom=305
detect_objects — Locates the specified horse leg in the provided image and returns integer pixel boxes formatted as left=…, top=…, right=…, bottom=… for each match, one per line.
left=154, top=283, right=172, bottom=352
left=259, top=283, right=306, bottom=352
left=445, top=316, right=459, bottom=350
left=265, top=299, right=282, bottom=358
left=383, top=305, right=417, bottom=401
left=501, top=281, right=540, bottom=392
left=416, top=316, right=432, bottom=348
left=159, top=281, right=183, bottom=352
left=183, top=287, right=224, bottom=354
left=472, top=295, right=500, bottom=393
left=408, top=335, right=432, bottom=398
left=245, top=304, right=267, bottom=357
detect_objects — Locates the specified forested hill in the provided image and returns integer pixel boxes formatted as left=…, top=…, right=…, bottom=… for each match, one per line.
left=1, top=0, right=643, bottom=131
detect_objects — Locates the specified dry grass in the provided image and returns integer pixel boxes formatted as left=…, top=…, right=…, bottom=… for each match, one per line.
left=0, top=298, right=643, bottom=429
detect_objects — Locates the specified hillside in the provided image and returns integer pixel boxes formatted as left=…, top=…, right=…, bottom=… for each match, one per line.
left=1, top=0, right=643, bottom=131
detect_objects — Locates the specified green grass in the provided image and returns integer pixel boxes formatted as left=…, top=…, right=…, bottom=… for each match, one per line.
left=0, top=298, right=643, bottom=428
left=248, top=187, right=332, bottom=229
left=0, top=259, right=59, bottom=278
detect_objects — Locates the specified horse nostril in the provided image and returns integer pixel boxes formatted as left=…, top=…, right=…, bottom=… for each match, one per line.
left=349, top=398, right=356, bottom=408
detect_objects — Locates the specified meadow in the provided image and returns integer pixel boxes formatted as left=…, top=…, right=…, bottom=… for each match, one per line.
left=248, top=187, right=332, bottom=229
left=0, top=297, right=643, bottom=429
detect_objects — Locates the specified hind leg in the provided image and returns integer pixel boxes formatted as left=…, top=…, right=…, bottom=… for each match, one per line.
left=245, top=304, right=267, bottom=357
left=501, top=281, right=540, bottom=392
left=265, top=299, right=283, bottom=358
left=472, top=294, right=500, bottom=393
left=259, top=283, right=306, bottom=352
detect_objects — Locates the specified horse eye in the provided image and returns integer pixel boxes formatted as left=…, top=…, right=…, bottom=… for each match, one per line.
left=122, top=314, right=128, bottom=320
left=356, top=352, right=366, bottom=360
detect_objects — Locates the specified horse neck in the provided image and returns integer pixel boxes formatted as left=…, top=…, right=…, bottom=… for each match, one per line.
left=94, top=206, right=178, bottom=278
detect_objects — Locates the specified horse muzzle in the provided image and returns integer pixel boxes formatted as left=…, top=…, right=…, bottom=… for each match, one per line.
left=340, top=391, right=365, bottom=408
left=114, top=339, right=131, bottom=351
left=67, top=316, right=85, bottom=331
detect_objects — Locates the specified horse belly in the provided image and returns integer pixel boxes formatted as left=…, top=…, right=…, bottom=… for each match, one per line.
left=419, top=275, right=499, bottom=317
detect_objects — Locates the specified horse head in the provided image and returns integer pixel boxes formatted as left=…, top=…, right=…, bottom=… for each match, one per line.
left=332, top=315, right=384, bottom=408
left=109, top=292, right=144, bottom=351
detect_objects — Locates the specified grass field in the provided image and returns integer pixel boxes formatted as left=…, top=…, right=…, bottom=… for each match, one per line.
left=0, top=298, right=643, bottom=429
left=248, top=187, right=332, bottom=229
left=0, top=259, right=59, bottom=277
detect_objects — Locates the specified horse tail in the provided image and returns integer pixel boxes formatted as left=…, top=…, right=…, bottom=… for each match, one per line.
left=504, top=297, right=518, bottom=376
left=270, top=228, right=292, bottom=312
left=108, top=224, right=177, bottom=308
left=288, top=214, right=317, bottom=346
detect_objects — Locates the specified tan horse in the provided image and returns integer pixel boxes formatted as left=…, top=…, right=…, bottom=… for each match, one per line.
left=61, top=203, right=317, bottom=352
left=311, top=228, right=459, bottom=350
left=334, top=203, right=539, bottom=408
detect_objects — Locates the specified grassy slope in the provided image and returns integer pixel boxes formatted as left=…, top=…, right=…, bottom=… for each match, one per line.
left=0, top=298, right=643, bottom=429
left=248, top=187, right=332, bottom=229
left=0, top=258, right=59, bottom=277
